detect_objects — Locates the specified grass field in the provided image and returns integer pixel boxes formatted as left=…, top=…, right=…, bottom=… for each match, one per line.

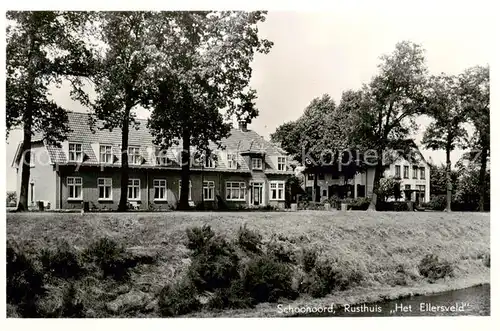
left=7, top=210, right=490, bottom=317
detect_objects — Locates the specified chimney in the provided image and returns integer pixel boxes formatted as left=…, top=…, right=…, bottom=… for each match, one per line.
left=238, top=121, right=248, bottom=132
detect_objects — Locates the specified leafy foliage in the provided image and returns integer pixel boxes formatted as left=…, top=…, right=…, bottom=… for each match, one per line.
left=147, top=11, right=273, bottom=210
left=241, top=255, right=297, bottom=303
left=158, top=280, right=201, bottom=317
left=7, top=240, right=46, bottom=317
left=39, top=241, right=83, bottom=279
left=418, top=254, right=454, bottom=281
left=185, top=226, right=240, bottom=292
left=83, top=237, right=137, bottom=281
left=237, top=224, right=263, bottom=254
left=340, top=41, right=428, bottom=209
left=6, top=11, right=94, bottom=211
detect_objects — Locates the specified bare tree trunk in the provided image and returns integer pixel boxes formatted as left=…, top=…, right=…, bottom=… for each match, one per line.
left=178, top=129, right=191, bottom=210
left=445, top=148, right=452, bottom=212
left=368, top=153, right=382, bottom=211
left=17, top=110, right=33, bottom=212
left=117, top=107, right=131, bottom=212
left=478, top=144, right=488, bottom=212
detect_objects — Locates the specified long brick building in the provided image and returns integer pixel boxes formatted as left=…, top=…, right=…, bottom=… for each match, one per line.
left=12, top=112, right=294, bottom=210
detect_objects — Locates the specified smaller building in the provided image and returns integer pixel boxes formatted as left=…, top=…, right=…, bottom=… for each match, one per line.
left=303, top=146, right=431, bottom=203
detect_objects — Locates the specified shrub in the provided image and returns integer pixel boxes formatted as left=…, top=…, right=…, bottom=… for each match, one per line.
left=83, top=238, right=137, bottom=281
left=301, top=248, right=318, bottom=273
left=7, top=241, right=46, bottom=317
left=158, top=280, right=201, bottom=317
left=237, top=224, right=262, bottom=254
left=425, top=195, right=447, bottom=211
left=39, top=241, right=83, bottom=279
left=348, top=197, right=371, bottom=210
left=300, top=258, right=364, bottom=298
left=241, top=255, right=297, bottom=303
left=418, top=254, right=454, bottom=281
left=187, top=244, right=240, bottom=292
left=265, top=239, right=295, bottom=264
left=206, top=280, right=254, bottom=310
left=377, top=201, right=410, bottom=211
left=186, top=225, right=216, bottom=256
left=185, top=226, right=240, bottom=292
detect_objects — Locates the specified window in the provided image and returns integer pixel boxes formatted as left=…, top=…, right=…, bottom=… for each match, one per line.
left=100, top=145, right=113, bottom=164
left=318, top=173, right=325, bottom=180
left=69, top=143, right=83, bottom=162
left=412, top=167, right=418, bottom=179
left=277, top=156, right=286, bottom=171
left=128, top=147, right=142, bottom=165
left=227, top=153, right=237, bottom=169
left=403, top=166, right=409, bottom=179
left=178, top=180, right=192, bottom=201
left=205, top=155, right=215, bottom=168
left=395, top=165, right=401, bottom=178
left=252, top=157, right=262, bottom=170
left=98, top=178, right=112, bottom=200
left=156, top=149, right=168, bottom=166
left=307, top=173, right=314, bottom=180
left=322, top=189, right=327, bottom=197
left=154, top=179, right=167, bottom=200
left=203, top=181, right=215, bottom=201
left=128, top=179, right=140, bottom=200
left=226, top=181, right=246, bottom=201
left=420, top=167, right=426, bottom=180
left=270, top=181, right=285, bottom=200
left=67, top=177, right=82, bottom=200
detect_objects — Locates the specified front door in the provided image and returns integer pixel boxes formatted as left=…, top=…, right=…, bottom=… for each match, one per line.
left=251, top=182, right=264, bottom=206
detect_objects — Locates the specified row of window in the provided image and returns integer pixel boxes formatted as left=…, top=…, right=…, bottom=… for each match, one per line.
left=66, top=177, right=286, bottom=202
left=68, top=143, right=287, bottom=171
left=395, top=165, right=426, bottom=179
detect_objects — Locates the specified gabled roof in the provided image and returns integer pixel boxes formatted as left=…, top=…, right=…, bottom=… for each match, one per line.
left=22, top=111, right=292, bottom=173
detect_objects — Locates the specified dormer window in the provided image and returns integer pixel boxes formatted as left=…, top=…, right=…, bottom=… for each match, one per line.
left=69, top=143, right=83, bottom=162
left=128, top=146, right=142, bottom=165
left=205, top=155, right=215, bottom=168
left=100, top=145, right=113, bottom=164
left=156, top=148, right=168, bottom=166
left=277, top=156, right=286, bottom=171
left=227, top=153, right=237, bottom=169
left=252, top=157, right=263, bottom=170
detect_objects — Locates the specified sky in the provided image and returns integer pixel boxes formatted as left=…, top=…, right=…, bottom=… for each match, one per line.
left=4, top=8, right=493, bottom=191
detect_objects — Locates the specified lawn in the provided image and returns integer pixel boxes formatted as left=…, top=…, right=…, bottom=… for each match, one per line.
left=7, top=210, right=490, bottom=317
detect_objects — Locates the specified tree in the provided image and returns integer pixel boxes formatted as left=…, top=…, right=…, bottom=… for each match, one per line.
left=6, top=11, right=94, bottom=211
left=378, top=177, right=402, bottom=202
left=88, top=12, right=173, bottom=211
left=459, top=65, right=490, bottom=211
left=341, top=41, right=427, bottom=210
left=271, top=94, right=337, bottom=202
left=147, top=11, right=273, bottom=210
left=421, top=74, right=468, bottom=212
left=429, top=163, right=459, bottom=196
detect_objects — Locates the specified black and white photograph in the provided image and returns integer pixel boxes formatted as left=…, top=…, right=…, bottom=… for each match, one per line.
left=2, top=0, right=494, bottom=325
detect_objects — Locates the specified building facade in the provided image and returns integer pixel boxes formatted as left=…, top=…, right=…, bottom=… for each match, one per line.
left=12, top=112, right=294, bottom=210
left=303, top=150, right=431, bottom=203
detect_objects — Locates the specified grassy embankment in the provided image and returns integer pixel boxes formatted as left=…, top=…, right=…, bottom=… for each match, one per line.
left=7, top=211, right=490, bottom=317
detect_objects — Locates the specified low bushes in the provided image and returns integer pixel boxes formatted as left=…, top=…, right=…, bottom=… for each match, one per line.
left=377, top=201, right=410, bottom=211
left=418, top=254, right=454, bottom=281
left=7, top=240, right=46, bottom=317
left=158, top=280, right=201, bottom=317
left=241, top=255, right=297, bottom=303
left=40, top=241, right=83, bottom=280
left=237, top=224, right=263, bottom=254
left=7, top=237, right=156, bottom=317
